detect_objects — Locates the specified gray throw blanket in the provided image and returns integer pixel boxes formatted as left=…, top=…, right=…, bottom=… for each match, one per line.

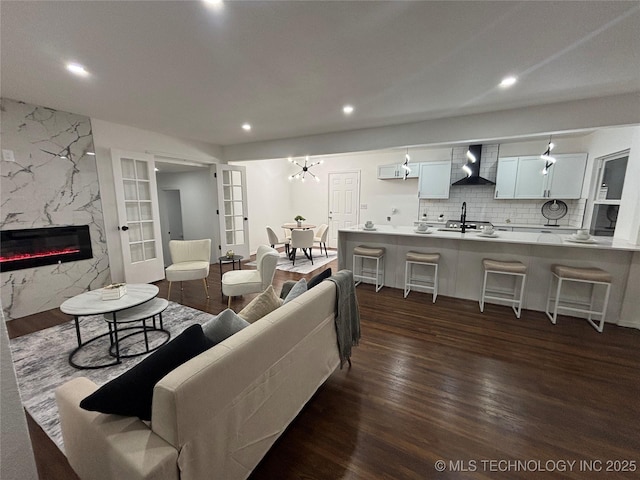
left=326, top=270, right=361, bottom=368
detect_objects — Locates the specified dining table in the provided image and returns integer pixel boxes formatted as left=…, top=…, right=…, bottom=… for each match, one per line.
left=281, top=223, right=317, bottom=261
left=281, top=222, right=317, bottom=231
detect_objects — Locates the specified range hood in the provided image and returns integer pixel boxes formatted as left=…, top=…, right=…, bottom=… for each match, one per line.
left=452, top=144, right=495, bottom=186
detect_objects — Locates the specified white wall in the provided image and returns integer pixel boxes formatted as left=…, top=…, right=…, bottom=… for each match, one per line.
left=233, top=159, right=294, bottom=253
left=233, top=147, right=452, bottom=252
left=156, top=169, right=219, bottom=263
left=1, top=312, right=38, bottom=480
left=91, top=118, right=222, bottom=282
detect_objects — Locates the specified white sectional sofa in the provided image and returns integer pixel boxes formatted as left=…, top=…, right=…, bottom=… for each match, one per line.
left=56, top=280, right=341, bottom=480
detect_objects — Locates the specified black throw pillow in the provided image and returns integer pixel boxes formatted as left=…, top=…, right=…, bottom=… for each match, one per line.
left=307, top=268, right=332, bottom=289
left=80, top=324, right=213, bottom=420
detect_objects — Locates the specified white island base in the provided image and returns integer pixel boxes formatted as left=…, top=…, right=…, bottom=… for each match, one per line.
left=338, top=226, right=640, bottom=329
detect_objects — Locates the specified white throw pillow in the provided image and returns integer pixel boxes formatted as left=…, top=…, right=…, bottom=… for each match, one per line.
left=237, top=285, right=283, bottom=323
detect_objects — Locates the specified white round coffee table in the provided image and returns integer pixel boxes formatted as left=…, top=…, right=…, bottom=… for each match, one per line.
left=61, top=284, right=167, bottom=369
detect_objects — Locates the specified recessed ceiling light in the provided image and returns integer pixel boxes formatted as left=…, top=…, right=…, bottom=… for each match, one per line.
left=203, top=0, right=224, bottom=8
left=242, top=123, right=251, bottom=131
left=343, top=105, right=354, bottom=115
left=499, top=76, right=517, bottom=88
left=66, top=62, right=89, bottom=77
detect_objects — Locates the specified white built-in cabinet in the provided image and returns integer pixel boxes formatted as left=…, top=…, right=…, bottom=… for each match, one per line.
left=418, top=161, right=452, bottom=199
left=495, top=153, right=587, bottom=199
left=494, top=157, right=518, bottom=198
left=377, top=163, right=419, bottom=179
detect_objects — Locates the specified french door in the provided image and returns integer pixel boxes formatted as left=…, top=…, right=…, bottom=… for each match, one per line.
left=216, top=165, right=250, bottom=259
left=328, top=171, right=360, bottom=248
left=111, top=149, right=165, bottom=283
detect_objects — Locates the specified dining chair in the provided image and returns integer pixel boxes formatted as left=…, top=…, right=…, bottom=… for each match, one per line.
left=290, top=229, right=314, bottom=266
left=314, top=224, right=329, bottom=257
left=266, top=226, right=290, bottom=256
left=165, top=239, right=212, bottom=299
left=221, top=245, right=279, bottom=307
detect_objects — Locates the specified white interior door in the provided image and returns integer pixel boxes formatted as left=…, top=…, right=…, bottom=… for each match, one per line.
left=111, top=149, right=165, bottom=283
left=328, top=171, right=360, bottom=248
left=216, top=165, right=250, bottom=259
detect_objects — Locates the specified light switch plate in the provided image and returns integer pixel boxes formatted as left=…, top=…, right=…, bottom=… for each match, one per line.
left=2, top=149, right=16, bottom=162
left=360, top=204, right=367, bottom=209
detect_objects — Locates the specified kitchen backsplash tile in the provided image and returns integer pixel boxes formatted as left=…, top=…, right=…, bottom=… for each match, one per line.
left=419, top=144, right=585, bottom=226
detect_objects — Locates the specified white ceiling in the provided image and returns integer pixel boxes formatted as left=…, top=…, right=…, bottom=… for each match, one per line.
left=2, top=1, right=639, bottom=148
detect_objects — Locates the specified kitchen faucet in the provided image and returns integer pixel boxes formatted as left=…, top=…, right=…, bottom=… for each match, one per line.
left=461, top=201, right=467, bottom=233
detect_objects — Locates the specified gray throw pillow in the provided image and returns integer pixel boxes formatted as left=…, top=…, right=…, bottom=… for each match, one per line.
left=201, top=308, right=250, bottom=344
left=280, top=280, right=298, bottom=299
left=283, top=278, right=308, bottom=305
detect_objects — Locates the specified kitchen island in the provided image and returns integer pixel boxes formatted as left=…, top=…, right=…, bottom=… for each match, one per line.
left=338, top=225, right=640, bottom=328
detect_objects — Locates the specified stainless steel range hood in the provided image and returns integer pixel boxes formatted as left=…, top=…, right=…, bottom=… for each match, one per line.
left=452, top=144, right=495, bottom=186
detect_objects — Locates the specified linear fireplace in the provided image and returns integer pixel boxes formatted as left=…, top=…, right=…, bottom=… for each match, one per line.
left=0, top=225, right=93, bottom=272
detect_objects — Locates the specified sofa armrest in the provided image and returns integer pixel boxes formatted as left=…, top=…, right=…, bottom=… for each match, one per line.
left=55, top=377, right=179, bottom=480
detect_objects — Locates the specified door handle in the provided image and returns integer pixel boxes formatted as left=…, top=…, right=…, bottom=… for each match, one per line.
left=118, top=225, right=129, bottom=231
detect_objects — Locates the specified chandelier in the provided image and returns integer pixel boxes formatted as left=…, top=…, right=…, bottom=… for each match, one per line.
left=288, top=156, right=323, bottom=182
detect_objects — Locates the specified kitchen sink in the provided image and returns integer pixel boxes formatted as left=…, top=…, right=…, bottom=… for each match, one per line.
left=437, top=227, right=479, bottom=232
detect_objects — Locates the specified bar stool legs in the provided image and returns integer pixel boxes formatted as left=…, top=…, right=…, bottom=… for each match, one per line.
left=479, top=259, right=527, bottom=318
left=353, top=245, right=385, bottom=292
left=545, top=264, right=612, bottom=332
left=404, top=252, right=440, bottom=302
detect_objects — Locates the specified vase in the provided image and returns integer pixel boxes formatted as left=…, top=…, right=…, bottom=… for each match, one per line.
left=297, top=221, right=302, bottom=227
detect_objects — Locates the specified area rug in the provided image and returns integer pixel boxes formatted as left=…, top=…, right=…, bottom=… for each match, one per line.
left=246, top=250, right=337, bottom=274
left=9, top=301, right=216, bottom=453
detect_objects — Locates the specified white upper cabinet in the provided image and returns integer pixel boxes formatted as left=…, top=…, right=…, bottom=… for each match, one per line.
left=418, top=161, right=452, bottom=199
left=514, top=156, right=547, bottom=198
left=377, top=163, right=418, bottom=179
left=494, top=157, right=519, bottom=199
left=495, top=153, right=587, bottom=199
left=546, top=153, right=588, bottom=198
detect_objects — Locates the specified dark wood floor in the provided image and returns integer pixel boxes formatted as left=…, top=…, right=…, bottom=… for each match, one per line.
left=8, top=252, right=640, bottom=479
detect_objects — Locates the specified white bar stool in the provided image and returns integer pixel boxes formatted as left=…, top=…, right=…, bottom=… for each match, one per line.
left=480, top=259, right=527, bottom=318
left=545, top=264, right=612, bottom=333
left=353, top=245, right=385, bottom=292
left=404, top=251, right=440, bottom=302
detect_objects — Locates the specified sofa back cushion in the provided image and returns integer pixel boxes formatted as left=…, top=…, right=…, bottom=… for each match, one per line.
left=151, top=281, right=339, bottom=480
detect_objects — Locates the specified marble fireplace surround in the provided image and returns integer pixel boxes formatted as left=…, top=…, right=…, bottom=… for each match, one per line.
left=0, top=98, right=111, bottom=320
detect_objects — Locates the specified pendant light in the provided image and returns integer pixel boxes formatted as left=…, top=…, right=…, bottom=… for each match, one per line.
left=401, top=148, right=411, bottom=180
left=541, top=136, right=556, bottom=175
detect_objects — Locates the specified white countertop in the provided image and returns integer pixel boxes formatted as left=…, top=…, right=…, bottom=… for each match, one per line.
left=340, top=225, right=640, bottom=251
left=416, top=220, right=578, bottom=229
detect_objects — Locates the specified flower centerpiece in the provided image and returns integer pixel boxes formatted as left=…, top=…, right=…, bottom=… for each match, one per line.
left=294, top=215, right=305, bottom=227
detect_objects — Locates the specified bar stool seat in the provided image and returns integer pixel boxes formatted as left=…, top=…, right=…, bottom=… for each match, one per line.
left=480, top=258, right=527, bottom=318
left=550, top=265, right=612, bottom=283
left=353, top=245, right=385, bottom=292
left=404, top=251, right=440, bottom=302
left=546, top=264, right=612, bottom=332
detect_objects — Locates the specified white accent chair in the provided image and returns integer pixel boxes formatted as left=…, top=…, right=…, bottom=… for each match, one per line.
left=222, top=245, right=279, bottom=307
left=165, top=239, right=212, bottom=299
left=290, top=229, right=314, bottom=266
left=314, top=224, right=329, bottom=257
left=266, top=226, right=290, bottom=256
